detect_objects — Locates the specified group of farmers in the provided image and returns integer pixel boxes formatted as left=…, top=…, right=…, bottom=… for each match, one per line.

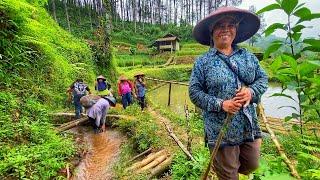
left=66, top=72, right=146, bottom=133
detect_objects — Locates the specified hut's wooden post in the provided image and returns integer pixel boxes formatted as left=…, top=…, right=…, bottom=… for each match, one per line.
left=168, top=83, right=172, bottom=106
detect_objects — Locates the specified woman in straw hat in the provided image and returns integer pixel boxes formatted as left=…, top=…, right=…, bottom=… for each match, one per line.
left=189, top=7, right=268, bottom=179
left=134, top=72, right=147, bottom=110
left=117, top=75, right=135, bottom=109
left=95, top=75, right=112, bottom=96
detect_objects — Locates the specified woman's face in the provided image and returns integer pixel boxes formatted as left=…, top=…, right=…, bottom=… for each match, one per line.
left=212, top=17, right=237, bottom=48
left=98, top=79, right=103, bottom=82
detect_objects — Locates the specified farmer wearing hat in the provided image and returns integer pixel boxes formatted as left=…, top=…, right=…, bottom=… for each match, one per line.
left=134, top=72, right=147, bottom=110
left=86, top=96, right=116, bottom=133
left=67, top=78, right=91, bottom=119
left=95, top=75, right=112, bottom=96
left=117, top=75, right=136, bottom=109
left=189, top=7, right=268, bottom=179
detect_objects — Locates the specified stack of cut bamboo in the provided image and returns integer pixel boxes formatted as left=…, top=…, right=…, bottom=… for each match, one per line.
left=125, top=149, right=172, bottom=178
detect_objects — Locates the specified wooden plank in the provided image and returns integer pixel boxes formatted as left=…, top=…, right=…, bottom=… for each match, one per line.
left=168, top=83, right=172, bottom=106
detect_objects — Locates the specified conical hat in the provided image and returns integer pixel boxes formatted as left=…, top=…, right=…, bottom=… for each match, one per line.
left=193, top=7, right=260, bottom=46
left=96, top=75, right=106, bottom=81
left=119, top=75, right=128, bottom=81
left=134, top=72, right=145, bottom=77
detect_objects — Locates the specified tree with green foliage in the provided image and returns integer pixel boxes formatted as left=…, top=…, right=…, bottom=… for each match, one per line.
left=258, top=0, right=320, bottom=178
left=0, top=0, right=100, bottom=178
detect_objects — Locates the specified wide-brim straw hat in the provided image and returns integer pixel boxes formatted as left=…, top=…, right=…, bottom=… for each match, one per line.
left=193, top=7, right=260, bottom=46
left=119, top=75, right=128, bottom=81
left=103, top=96, right=116, bottom=107
left=134, top=72, right=145, bottom=77
left=96, top=75, right=106, bottom=81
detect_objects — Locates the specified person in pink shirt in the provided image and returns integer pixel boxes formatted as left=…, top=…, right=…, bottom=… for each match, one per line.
left=117, top=75, right=136, bottom=109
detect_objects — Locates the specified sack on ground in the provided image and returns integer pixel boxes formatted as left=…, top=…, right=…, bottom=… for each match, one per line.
left=80, top=95, right=101, bottom=108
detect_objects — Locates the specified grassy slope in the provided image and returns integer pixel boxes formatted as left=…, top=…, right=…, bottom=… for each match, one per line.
left=0, top=0, right=96, bottom=178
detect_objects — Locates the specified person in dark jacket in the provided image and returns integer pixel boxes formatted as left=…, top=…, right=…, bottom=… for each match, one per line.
left=189, top=7, right=268, bottom=179
left=134, top=72, right=147, bottom=110
left=67, top=79, right=91, bottom=119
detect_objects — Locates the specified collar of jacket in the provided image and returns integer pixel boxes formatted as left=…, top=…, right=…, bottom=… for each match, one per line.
left=208, top=45, right=244, bottom=57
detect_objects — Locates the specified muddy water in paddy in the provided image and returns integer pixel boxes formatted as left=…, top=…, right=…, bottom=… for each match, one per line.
left=71, top=126, right=124, bottom=180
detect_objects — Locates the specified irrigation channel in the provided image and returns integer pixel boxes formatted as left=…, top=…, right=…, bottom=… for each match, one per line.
left=70, top=126, right=124, bottom=180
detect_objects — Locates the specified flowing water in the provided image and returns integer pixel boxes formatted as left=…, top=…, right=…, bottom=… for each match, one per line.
left=149, top=82, right=299, bottom=119
left=70, top=126, right=124, bottom=180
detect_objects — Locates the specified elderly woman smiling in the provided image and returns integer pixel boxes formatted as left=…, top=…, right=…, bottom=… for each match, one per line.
left=189, top=7, right=268, bottom=180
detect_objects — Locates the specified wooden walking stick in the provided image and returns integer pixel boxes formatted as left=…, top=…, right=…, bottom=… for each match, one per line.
left=202, top=87, right=244, bottom=179
left=202, top=113, right=233, bottom=180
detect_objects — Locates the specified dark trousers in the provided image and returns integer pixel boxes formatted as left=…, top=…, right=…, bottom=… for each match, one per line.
left=121, top=92, right=132, bottom=109
left=137, top=96, right=146, bottom=110
left=88, top=116, right=99, bottom=131
left=73, top=94, right=84, bottom=119
left=210, top=139, right=261, bottom=180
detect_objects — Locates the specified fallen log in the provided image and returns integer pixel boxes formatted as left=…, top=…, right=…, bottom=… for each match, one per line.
left=126, top=150, right=166, bottom=171
left=149, top=156, right=173, bottom=178
left=137, top=154, right=168, bottom=173
left=52, top=112, right=135, bottom=121
left=259, top=104, right=301, bottom=179
left=129, top=148, right=152, bottom=162
left=50, top=112, right=81, bottom=117
left=162, top=121, right=195, bottom=161
left=58, top=119, right=80, bottom=129
left=56, top=117, right=89, bottom=133
left=56, top=114, right=136, bottom=133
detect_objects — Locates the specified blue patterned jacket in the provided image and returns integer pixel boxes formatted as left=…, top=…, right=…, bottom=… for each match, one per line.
left=189, top=47, right=268, bottom=148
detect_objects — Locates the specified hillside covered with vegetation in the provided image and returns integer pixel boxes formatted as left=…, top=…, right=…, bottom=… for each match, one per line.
left=0, top=0, right=112, bottom=178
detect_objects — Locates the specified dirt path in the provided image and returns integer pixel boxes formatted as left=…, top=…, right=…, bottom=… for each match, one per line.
left=71, top=126, right=125, bottom=180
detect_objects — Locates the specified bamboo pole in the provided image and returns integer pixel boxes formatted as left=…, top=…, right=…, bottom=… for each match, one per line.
left=168, top=83, right=172, bottom=106
left=129, top=148, right=152, bottom=162
left=52, top=113, right=134, bottom=121
left=137, top=154, right=167, bottom=173
left=126, top=152, right=155, bottom=172
left=56, top=117, right=89, bottom=132
left=126, top=150, right=166, bottom=171
left=258, top=104, right=301, bottom=179
left=162, top=121, right=195, bottom=161
left=58, top=119, right=80, bottom=129
left=149, top=156, right=173, bottom=177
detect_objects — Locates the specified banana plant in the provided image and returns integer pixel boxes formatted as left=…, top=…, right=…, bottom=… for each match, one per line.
left=257, top=0, right=320, bottom=134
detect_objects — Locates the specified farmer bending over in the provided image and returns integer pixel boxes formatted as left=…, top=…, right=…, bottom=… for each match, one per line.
left=189, top=7, right=268, bottom=179
left=86, top=96, right=116, bottom=133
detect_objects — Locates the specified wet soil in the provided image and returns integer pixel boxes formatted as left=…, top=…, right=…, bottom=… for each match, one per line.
left=70, top=126, right=124, bottom=180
